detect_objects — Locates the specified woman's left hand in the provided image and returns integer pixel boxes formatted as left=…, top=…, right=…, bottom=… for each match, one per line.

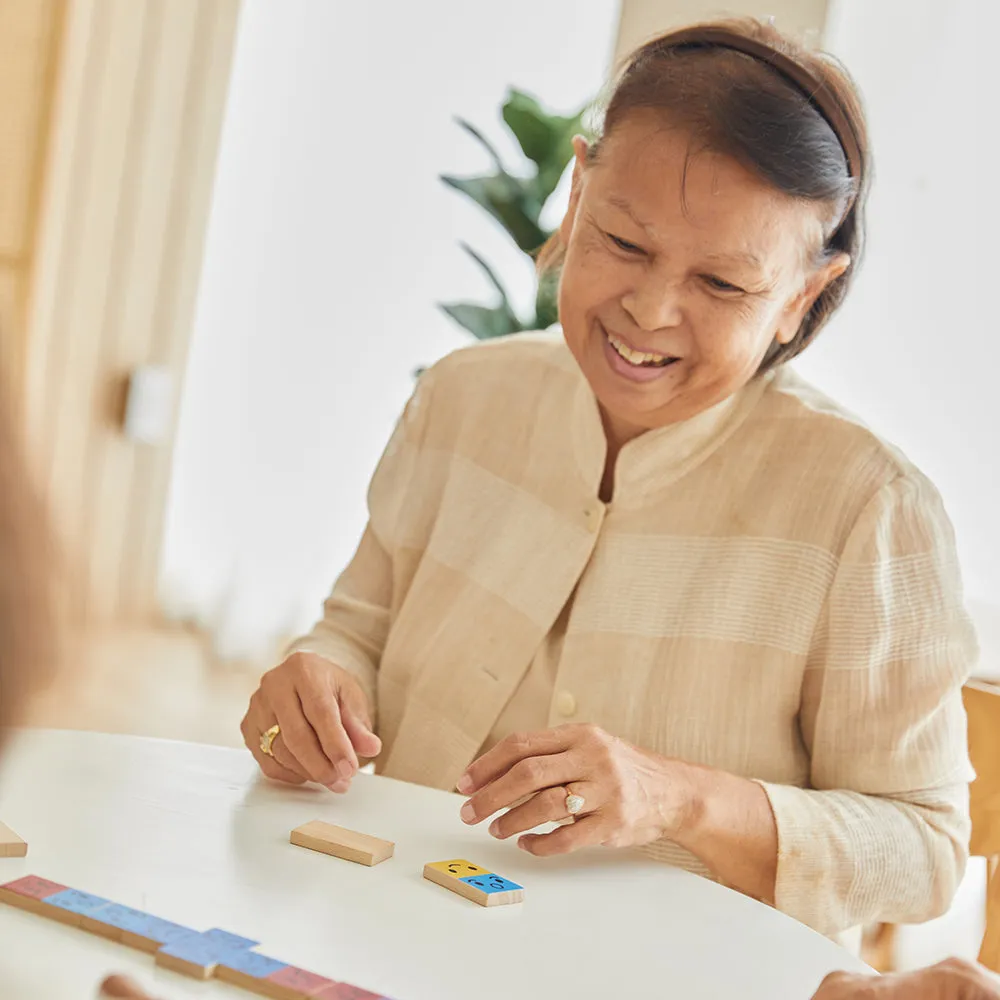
left=456, top=724, right=694, bottom=856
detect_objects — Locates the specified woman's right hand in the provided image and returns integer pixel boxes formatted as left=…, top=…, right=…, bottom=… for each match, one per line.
left=241, top=652, right=382, bottom=792
left=812, top=959, right=1000, bottom=999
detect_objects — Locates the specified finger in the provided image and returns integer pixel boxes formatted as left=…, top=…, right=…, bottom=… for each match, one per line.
left=338, top=683, right=382, bottom=759
left=341, top=707, right=382, bottom=759
left=487, top=786, right=578, bottom=839
left=458, top=727, right=579, bottom=795
left=458, top=729, right=578, bottom=794
left=517, top=814, right=605, bottom=857
left=269, top=734, right=311, bottom=783
left=99, top=974, right=159, bottom=998
left=810, top=971, right=866, bottom=999
left=297, top=674, right=360, bottom=778
left=461, top=750, right=580, bottom=825
left=240, top=700, right=307, bottom=785
left=264, top=677, right=342, bottom=785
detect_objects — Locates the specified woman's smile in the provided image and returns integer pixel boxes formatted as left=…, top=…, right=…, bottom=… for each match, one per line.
left=600, top=322, right=681, bottom=384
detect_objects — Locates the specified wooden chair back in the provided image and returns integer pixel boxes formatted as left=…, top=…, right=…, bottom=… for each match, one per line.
left=964, top=681, right=1000, bottom=971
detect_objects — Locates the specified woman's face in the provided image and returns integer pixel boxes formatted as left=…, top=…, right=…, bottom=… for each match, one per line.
left=558, top=112, right=849, bottom=443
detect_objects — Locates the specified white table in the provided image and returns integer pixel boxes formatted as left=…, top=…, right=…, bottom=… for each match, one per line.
left=0, top=730, right=868, bottom=999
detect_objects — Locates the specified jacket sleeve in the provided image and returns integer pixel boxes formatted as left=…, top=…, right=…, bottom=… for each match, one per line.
left=758, top=473, right=977, bottom=935
left=286, top=367, right=436, bottom=722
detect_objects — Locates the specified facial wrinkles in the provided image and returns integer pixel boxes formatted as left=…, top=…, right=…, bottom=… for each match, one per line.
left=591, top=190, right=796, bottom=309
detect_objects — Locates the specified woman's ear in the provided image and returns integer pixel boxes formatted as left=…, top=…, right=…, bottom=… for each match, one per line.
left=559, top=135, right=592, bottom=246
left=776, top=252, right=850, bottom=345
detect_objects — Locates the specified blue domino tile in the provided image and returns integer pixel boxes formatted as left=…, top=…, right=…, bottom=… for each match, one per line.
left=137, top=916, right=199, bottom=947
left=201, top=927, right=259, bottom=952
left=459, top=873, right=523, bottom=894
left=95, top=904, right=196, bottom=943
left=158, top=929, right=260, bottom=966
left=217, top=950, right=288, bottom=978
left=158, top=935, right=229, bottom=966
left=45, top=888, right=113, bottom=918
left=94, top=903, right=159, bottom=932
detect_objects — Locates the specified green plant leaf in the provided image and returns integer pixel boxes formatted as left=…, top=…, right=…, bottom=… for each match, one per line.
left=459, top=243, right=511, bottom=301
left=440, top=173, right=548, bottom=253
left=502, top=89, right=589, bottom=204
left=454, top=117, right=505, bottom=172
left=439, top=302, right=524, bottom=340
left=439, top=244, right=526, bottom=340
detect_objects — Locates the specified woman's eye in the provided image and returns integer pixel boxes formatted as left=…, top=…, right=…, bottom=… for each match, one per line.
left=608, top=233, right=643, bottom=254
left=704, top=275, right=746, bottom=294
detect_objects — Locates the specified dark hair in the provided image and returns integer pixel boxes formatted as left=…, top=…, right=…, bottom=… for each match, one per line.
left=539, top=18, right=871, bottom=372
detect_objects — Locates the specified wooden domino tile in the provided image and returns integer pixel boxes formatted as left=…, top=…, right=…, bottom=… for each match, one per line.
left=423, top=859, right=524, bottom=907
left=264, top=965, right=338, bottom=999
left=43, top=887, right=116, bottom=929
left=290, top=820, right=394, bottom=867
left=0, top=821, right=27, bottom=858
left=217, top=953, right=339, bottom=999
left=314, top=985, right=386, bottom=999
left=0, top=875, right=67, bottom=915
left=155, top=927, right=260, bottom=980
left=90, top=905, right=195, bottom=953
left=0, top=874, right=395, bottom=998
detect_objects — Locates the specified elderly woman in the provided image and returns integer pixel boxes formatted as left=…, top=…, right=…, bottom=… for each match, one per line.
left=242, top=18, right=976, bottom=944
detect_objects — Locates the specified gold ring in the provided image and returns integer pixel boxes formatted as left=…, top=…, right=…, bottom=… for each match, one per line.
left=565, top=790, right=585, bottom=816
left=260, top=724, right=280, bottom=757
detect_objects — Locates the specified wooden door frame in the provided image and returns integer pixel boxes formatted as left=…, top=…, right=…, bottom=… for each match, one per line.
left=23, top=0, right=242, bottom=623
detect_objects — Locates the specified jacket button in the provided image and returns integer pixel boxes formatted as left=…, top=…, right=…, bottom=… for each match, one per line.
left=556, top=690, right=577, bottom=717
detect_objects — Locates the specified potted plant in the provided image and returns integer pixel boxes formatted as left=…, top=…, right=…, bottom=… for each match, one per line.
left=439, top=89, right=591, bottom=339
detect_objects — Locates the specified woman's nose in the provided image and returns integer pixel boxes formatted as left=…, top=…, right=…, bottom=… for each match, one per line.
left=621, top=278, right=684, bottom=332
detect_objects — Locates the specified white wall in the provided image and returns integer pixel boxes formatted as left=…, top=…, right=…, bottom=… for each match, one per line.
left=165, top=0, right=1000, bottom=668
left=804, top=0, right=1000, bottom=672
left=808, top=2, right=999, bottom=962
left=615, top=0, right=829, bottom=61
left=160, top=0, right=619, bottom=657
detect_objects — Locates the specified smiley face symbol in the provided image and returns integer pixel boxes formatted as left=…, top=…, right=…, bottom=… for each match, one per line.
left=426, top=859, right=489, bottom=880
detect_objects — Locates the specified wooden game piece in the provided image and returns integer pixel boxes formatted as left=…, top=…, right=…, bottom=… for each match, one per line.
left=264, top=966, right=337, bottom=999
left=155, top=941, right=219, bottom=980
left=44, top=887, right=113, bottom=928
left=290, top=821, right=394, bottom=867
left=422, top=859, right=523, bottom=907
left=202, top=927, right=260, bottom=952
left=215, top=950, right=289, bottom=997
left=0, top=874, right=393, bottom=999
left=92, top=904, right=195, bottom=953
left=313, top=983, right=386, bottom=1000
left=79, top=904, right=126, bottom=943
left=155, top=927, right=259, bottom=980
left=0, top=875, right=66, bottom=915
left=0, top=821, right=27, bottom=858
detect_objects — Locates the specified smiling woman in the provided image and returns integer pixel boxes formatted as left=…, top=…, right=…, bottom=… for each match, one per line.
left=242, top=18, right=976, bottom=949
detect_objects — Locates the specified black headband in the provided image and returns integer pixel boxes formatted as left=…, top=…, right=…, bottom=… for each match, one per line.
left=653, top=26, right=863, bottom=196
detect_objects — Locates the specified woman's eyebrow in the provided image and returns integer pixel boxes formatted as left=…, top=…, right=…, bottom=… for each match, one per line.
left=605, top=194, right=652, bottom=231
left=603, top=197, right=767, bottom=272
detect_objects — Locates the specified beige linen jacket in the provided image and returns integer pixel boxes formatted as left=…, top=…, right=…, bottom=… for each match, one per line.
left=291, top=332, right=976, bottom=937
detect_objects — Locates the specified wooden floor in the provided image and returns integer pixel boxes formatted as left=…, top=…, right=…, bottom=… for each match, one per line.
left=23, top=625, right=265, bottom=748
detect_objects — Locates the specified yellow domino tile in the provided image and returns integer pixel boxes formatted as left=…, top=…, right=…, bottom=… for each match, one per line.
left=424, top=859, right=493, bottom=880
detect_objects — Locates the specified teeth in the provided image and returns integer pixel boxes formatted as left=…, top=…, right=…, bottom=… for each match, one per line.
left=607, top=331, right=672, bottom=366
